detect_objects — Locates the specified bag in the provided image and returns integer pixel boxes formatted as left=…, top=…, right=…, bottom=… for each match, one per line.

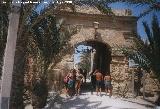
left=64, top=76, right=69, bottom=83
left=68, top=79, right=74, bottom=88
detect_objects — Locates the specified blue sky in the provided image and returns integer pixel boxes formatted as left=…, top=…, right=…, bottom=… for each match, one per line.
left=74, top=45, right=92, bottom=64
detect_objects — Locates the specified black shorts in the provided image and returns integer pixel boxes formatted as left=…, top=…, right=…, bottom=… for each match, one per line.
left=96, top=80, right=102, bottom=89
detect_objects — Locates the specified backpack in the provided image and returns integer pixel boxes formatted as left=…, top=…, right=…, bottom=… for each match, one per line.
left=68, top=79, right=74, bottom=88
left=64, top=76, right=69, bottom=83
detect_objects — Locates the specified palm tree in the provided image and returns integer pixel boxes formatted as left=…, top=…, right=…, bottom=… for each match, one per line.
left=17, top=2, right=77, bottom=108
left=26, top=9, right=76, bottom=107
left=122, top=15, right=160, bottom=104
left=13, top=2, right=69, bottom=108
left=142, top=15, right=160, bottom=77
left=3, top=1, right=66, bottom=108
left=125, top=15, right=160, bottom=79
left=78, top=52, right=91, bottom=72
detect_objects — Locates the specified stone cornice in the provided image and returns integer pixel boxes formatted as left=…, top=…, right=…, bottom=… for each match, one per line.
left=54, top=10, right=137, bottom=22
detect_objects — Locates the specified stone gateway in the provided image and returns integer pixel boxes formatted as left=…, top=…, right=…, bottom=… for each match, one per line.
left=49, top=5, right=138, bottom=97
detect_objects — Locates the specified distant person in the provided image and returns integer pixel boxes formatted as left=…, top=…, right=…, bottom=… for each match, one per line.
left=72, top=69, right=77, bottom=95
left=95, top=69, right=103, bottom=96
left=104, top=74, right=112, bottom=97
left=78, top=68, right=83, bottom=75
left=75, top=69, right=84, bottom=95
left=82, top=69, right=87, bottom=83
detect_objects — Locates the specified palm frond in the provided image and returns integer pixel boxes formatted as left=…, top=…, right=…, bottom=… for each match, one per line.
left=117, top=0, right=155, bottom=5
left=123, top=14, right=160, bottom=80
left=142, top=21, right=154, bottom=49
left=96, top=4, right=115, bottom=15
left=139, top=7, right=154, bottom=18
left=74, top=0, right=154, bottom=5
left=152, top=15, right=160, bottom=49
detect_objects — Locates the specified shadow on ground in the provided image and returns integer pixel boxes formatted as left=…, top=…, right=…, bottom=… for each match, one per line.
left=61, top=96, right=112, bottom=109
left=51, top=80, right=156, bottom=109
left=122, top=99, right=154, bottom=108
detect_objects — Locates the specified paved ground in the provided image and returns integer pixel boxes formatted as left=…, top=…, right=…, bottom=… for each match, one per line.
left=51, top=78, right=156, bottom=109
left=25, top=78, right=157, bottom=109
left=25, top=91, right=156, bottom=109
left=58, top=92, right=155, bottom=109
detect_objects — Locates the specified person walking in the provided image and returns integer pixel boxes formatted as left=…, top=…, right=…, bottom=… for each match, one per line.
left=75, top=69, right=84, bottom=96
left=67, top=69, right=76, bottom=96
left=104, top=74, right=112, bottom=97
left=95, top=69, right=103, bottom=96
left=63, top=73, right=69, bottom=96
left=83, top=69, right=87, bottom=83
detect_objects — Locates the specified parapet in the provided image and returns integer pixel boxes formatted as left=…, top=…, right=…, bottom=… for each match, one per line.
left=56, top=4, right=132, bottom=16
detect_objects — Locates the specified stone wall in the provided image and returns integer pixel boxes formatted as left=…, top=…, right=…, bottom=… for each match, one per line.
left=110, top=55, right=160, bottom=97
left=144, top=73, right=160, bottom=94
left=48, top=53, right=74, bottom=92
left=110, top=56, right=133, bottom=97
left=50, top=10, right=160, bottom=98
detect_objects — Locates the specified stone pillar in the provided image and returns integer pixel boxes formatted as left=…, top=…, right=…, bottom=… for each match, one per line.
left=90, top=49, right=96, bottom=72
left=90, top=50, right=93, bottom=72
left=0, top=1, right=21, bottom=109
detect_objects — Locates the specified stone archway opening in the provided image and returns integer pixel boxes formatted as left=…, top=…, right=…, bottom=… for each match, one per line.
left=74, top=40, right=111, bottom=76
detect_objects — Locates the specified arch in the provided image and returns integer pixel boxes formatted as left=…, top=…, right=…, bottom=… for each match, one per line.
left=74, top=39, right=112, bottom=75
left=74, top=39, right=111, bottom=50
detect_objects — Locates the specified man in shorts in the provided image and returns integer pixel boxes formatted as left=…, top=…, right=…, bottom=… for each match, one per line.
left=95, top=69, right=103, bottom=96
left=104, top=74, right=112, bottom=97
